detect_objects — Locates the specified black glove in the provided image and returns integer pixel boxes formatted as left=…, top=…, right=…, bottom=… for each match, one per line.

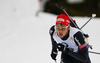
left=84, top=34, right=89, bottom=38
left=57, top=43, right=68, bottom=51
left=57, top=43, right=64, bottom=51
left=51, top=50, right=58, bottom=60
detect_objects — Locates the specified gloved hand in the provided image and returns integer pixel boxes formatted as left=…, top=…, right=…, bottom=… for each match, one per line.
left=57, top=43, right=64, bottom=51
left=57, top=43, right=68, bottom=51
left=51, top=50, right=58, bottom=61
left=84, top=34, right=89, bottom=38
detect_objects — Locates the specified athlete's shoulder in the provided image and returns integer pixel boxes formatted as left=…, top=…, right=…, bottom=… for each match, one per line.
left=50, top=25, right=55, bottom=30
left=72, top=27, right=82, bottom=34
left=49, top=25, right=55, bottom=35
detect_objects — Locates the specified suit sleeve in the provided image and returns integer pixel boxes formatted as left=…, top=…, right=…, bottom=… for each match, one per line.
left=49, top=25, right=57, bottom=52
left=66, top=31, right=90, bottom=62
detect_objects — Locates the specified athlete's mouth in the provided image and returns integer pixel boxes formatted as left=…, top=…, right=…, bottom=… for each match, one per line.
left=59, top=33, right=63, bottom=37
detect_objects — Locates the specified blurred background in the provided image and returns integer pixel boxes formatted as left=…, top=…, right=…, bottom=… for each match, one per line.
left=0, top=0, right=100, bottom=63
left=38, top=0, right=100, bottom=17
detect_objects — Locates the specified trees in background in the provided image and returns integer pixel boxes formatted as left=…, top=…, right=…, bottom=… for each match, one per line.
left=44, top=0, right=100, bottom=17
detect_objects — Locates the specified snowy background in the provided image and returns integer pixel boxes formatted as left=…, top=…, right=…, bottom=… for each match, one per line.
left=0, top=0, right=100, bottom=63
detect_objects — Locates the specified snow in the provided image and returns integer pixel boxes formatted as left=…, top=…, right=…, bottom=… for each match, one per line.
left=0, top=0, right=100, bottom=63
left=67, top=0, right=84, bottom=4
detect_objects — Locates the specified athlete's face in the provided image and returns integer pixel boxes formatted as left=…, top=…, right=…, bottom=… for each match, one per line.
left=56, top=24, right=70, bottom=38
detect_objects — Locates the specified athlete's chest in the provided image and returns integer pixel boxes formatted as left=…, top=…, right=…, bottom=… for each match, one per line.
left=53, top=27, right=82, bottom=52
left=54, top=35, right=78, bottom=52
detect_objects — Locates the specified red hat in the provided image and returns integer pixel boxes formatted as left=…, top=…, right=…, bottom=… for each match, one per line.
left=56, top=14, right=70, bottom=26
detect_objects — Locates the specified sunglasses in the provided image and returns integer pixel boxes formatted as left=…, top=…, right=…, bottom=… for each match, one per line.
left=56, top=26, right=68, bottom=31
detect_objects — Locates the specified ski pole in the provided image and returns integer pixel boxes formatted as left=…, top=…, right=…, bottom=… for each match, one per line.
left=89, top=51, right=100, bottom=55
left=80, top=14, right=96, bottom=29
